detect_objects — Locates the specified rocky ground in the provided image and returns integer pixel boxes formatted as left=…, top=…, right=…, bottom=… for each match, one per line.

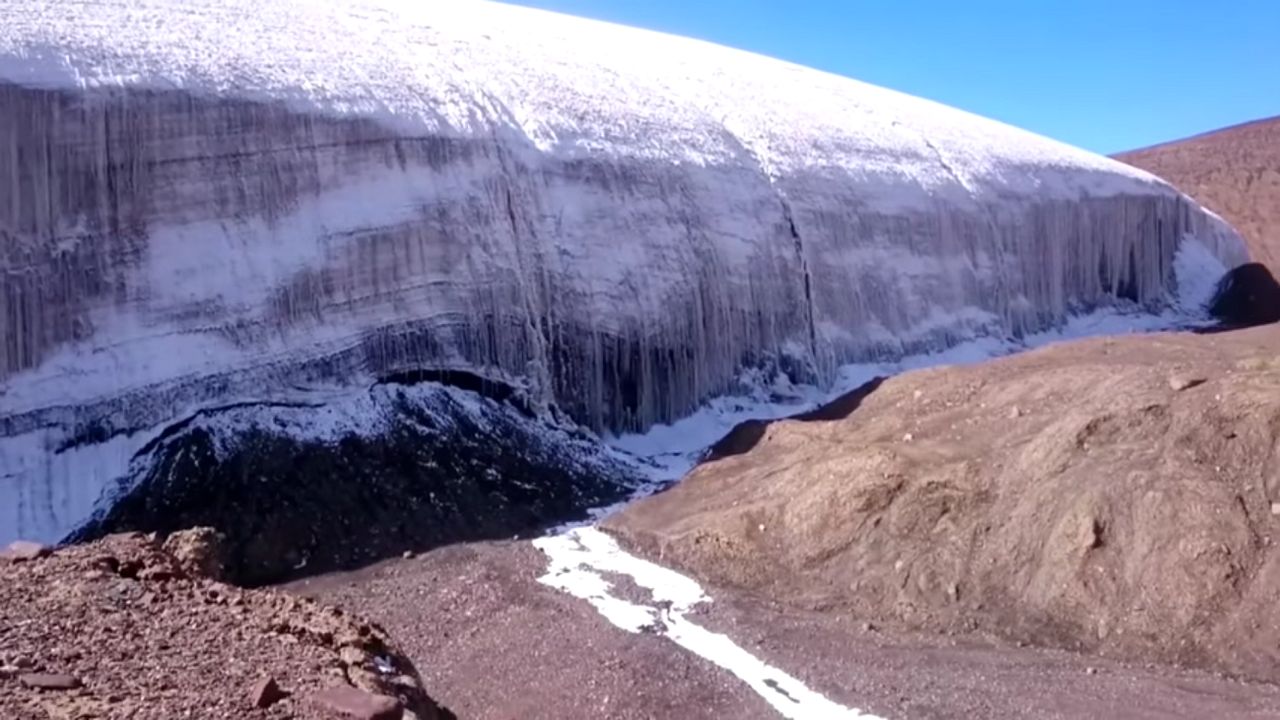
left=0, top=531, right=449, bottom=720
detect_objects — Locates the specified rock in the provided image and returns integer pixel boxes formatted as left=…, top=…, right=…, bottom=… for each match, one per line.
left=162, top=527, right=228, bottom=582
left=18, top=673, right=82, bottom=690
left=250, top=676, right=286, bottom=709
left=309, top=685, right=403, bottom=720
left=339, top=646, right=371, bottom=667
left=3, top=541, right=52, bottom=562
left=138, top=565, right=176, bottom=582
left=1272, top=503, right=1280, bottom=517
left=1168, top=374, right=1207, bottom=392
left=1208, top=263, right=1280, bottom=328
left=1086, top=666, right=1098, bottom=676
left=401, top=551, right=414, bottom=560
left=1007, top=406, right=1022, bottom=419
left=862, top=622, right=876, bottom=633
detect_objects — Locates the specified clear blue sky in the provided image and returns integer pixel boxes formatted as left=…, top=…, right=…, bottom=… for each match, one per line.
left=504, top=0, right=1279, bottom=155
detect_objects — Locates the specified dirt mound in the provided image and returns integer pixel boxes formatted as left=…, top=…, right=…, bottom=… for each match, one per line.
left=0, top=530, right=448, bottom=720
left=606, top=325, right=1280, bottom=683
left=1117, top=116, right=1280, bottom=274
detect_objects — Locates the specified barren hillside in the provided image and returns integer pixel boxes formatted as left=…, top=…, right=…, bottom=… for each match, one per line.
left=608, top=324, right=1280, bottom=685
left=1118, top=117, right=1280, bottom=273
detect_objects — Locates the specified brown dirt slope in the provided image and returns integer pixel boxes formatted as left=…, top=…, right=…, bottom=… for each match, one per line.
left=1117, top=117, right=1280, bottom=273
left=606, top=324, right=1280, bottom=684
left=0, top=531, right=447, bottom=720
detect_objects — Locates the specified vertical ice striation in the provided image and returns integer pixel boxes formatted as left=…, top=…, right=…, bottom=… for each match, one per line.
left=0, top=0, right=1249, bottom=544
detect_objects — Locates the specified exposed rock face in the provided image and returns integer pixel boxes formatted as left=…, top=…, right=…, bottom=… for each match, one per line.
left=0, top=0, right=1248, bottom=544
left=605, top=324, right=1280, bottom=685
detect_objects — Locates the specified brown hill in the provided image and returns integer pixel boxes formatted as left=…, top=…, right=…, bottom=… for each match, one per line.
left=1117, top=117, right=1280, bottom=273
left=606, top=324, right=1280, bottom=685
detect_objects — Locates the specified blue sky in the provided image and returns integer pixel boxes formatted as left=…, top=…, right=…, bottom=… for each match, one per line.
left=504, top=0, right=1279, bottom=155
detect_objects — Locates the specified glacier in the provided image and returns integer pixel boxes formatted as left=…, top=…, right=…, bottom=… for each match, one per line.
left=0, top=0, right=1249, bottom=546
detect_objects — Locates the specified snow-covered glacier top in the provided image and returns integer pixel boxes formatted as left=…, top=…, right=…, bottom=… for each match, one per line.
left=4, top=0, right=1157, bottom=198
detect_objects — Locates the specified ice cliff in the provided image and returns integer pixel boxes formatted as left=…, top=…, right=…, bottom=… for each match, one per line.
left=0, top=0, right=1249, bottom=544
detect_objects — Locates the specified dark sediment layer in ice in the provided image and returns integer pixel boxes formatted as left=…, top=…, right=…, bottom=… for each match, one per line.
left=67, top=379, right=640, bottom=584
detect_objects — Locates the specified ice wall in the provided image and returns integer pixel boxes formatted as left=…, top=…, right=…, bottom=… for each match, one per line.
left=0, top=0, right=1249, bottom=543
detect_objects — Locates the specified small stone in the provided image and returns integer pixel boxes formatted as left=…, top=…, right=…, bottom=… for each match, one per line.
left=1007, top=406, right=1022, bottom=419
left=250, top=676, right=287, bottom=709
left=401, top=550, right=414, bottom=560
left=309, top=685, right=403, bottom=720
left=138, top=565, right=176, bottom=582
left=861, top=622, right=876, bottom=633
left=339, top=646, right=371, bottom=667
left=18, top=673, right=82, bottom=690
left=902, top=432, right=914, bottom=442
left=1168, top=374, right=1206, bottom=392
left=1271, top=503, right=1280, bottom=517
left=1085, top=666, right=1098, bottom=676
left=3, top=541, right=51, bottom=562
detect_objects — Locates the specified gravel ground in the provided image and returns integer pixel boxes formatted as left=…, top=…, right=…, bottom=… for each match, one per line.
left=287, top=541, right=772, bottom=719
left=287, top=537, right=1280, bottom=719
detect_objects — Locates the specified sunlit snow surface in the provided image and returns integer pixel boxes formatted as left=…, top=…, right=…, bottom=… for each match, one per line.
left=0, top=0, right=1250, bottom=544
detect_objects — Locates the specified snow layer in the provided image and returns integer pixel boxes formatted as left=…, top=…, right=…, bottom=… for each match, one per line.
left=0, top=1, right=1250, bottom=542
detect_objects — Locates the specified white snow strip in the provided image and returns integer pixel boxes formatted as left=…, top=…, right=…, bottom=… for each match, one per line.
left=534, top=527, right=883, bottom=720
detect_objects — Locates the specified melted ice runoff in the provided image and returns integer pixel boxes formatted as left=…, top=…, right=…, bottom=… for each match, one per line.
left=537, top=528, right=883, bottom=720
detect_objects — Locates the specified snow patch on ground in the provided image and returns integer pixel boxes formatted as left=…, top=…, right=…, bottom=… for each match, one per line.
left=535, top=527, right=881, bottom=719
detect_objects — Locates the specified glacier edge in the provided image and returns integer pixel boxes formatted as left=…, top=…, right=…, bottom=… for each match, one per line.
left=0, top=0, right=1252, bottom=545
